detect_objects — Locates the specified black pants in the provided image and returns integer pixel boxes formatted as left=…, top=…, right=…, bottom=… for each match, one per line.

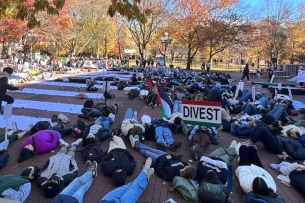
left=239, top=145, right=263, bottom=168
left=268, top=71, right=273, bottom=81
left=0, top=94, right=15, bottom=111
left=53, top=128, right=73, bottom=138
left=251, top=125, right=278, bottom=154
left=240, top=73, right=249, bottom=81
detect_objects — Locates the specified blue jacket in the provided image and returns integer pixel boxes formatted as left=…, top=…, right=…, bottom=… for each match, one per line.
left=52, top=194, right=78, bottom=203
left=233, top=125, right=254, bottom=137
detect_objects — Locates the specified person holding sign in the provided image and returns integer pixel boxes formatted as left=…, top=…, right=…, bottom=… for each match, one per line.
left=0, top=67, right=23, bottom=113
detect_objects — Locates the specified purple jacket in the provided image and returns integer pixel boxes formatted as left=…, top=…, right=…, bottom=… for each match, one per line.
left=22, top=130, right=60, bottom=154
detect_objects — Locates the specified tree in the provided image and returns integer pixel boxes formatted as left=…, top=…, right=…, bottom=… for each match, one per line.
left=171, top=0, right=240, bottom=69
left=121, top=0, right=171, bottom=60
left=36, top=0, right=108, bottom=56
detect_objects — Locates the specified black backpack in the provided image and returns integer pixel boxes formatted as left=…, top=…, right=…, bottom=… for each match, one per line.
left=104, top=91, right=115, bottom=99
left=0, top=151, right=9, bottom=169
left=31, top=121, right=52, bottom=135
left=82, top=143, right=103, bottom=163
left=117, top=81, right=127, bottom=90
left=84, top=99, right=94, bottom=108
left=128, top=89, right=140, bottom=100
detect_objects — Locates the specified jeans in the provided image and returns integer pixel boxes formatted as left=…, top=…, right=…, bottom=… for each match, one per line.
left=124, top=108, right=137, bottom=120
left=208, top=147, right=237, bottom=165
left=242, top=103, right=257, bottom=115
left=267, top=105, right=288, bottom=121
left=250, top=125, right=278, bottom=153
left=57, top=145, right=76, bottom=158
left=136, top=141, right=166, bottom=163
left=173, top=100, right=182, bottom=113
left=59, top=171, right=93, bottom=203
left=101, top=170, right=149, bottom=203
left=155, top=126, right=174, bottom=146
left=239, top=89, right=252, bottom=102
left=256, top=97, right=269, bottom=108
left=81, top=108, right=103, bottom=118
left=238, top=145, right=263, bottom=168
left=54, top=128, right=73, bottom=139
left=95, top=116, right=113, bottom=129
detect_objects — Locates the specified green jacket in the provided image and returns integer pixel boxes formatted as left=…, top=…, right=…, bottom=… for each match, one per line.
left=0, top=175, right=29, bottom=194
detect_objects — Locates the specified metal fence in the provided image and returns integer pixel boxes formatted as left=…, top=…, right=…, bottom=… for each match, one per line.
left=277, top=64, right=304, bottom=76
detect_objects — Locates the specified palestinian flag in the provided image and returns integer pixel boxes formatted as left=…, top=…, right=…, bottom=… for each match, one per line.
left=156, top=83, right=173, bottom=119
left=147, top=76, right=154, bottom=92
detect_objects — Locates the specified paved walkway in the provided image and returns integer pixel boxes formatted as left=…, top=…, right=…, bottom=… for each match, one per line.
left=0, top=70, right=304, bottom=203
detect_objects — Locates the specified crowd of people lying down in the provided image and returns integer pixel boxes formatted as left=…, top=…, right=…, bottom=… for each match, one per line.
left=1, top=69, right=305, bottom=203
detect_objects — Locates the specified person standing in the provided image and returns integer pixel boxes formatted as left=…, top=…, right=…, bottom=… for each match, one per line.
left=240, top=63, right=250, bottom=82
left=201, top=62, right=206, bottom=73
left=268, top=63, right=274, bottom=82
left=206, top=61, right=211, bottom=73
left=0, top=67, right=23, bottom=113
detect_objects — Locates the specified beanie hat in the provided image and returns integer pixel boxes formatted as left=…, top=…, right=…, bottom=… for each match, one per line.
left=3, top=67, right=14, bottom=75
left=272, top=120, right=280, bottom=128
left=18, top=148, right=34, bottom=163
left=21, top=166, right=40, bottom=181
left=112, top=169, right=127, bottom=186
left=174, top=117, right=182, bottom=125
left=43, top=181, right=61, bottom=198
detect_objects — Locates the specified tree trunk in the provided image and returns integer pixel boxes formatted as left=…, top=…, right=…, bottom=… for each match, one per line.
left=186, top=44, right=192, bottom=70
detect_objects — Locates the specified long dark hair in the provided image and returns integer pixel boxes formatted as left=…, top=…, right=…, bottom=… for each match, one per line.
left=203, top=170, right=221, bottom=184
left=252, top=177, right=277, bottom=197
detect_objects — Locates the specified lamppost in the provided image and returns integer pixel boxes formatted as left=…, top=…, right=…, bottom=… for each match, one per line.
left=161, top=32, right=172, bottom=66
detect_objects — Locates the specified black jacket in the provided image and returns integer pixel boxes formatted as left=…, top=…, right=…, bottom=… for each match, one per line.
left=154, top=154, right=188, bottom=181
left=100, top=148, right=136, bottom=176
left=197, top=158, right=228, bottom=185
left=0, top=72, right=19, bottom=96
left=276, top=136, right=305, bottom=160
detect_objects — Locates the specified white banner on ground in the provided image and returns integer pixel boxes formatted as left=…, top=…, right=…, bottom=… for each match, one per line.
left=297, top=70, right=305, bottom=82
left=234, top=82, right=244, bottom=99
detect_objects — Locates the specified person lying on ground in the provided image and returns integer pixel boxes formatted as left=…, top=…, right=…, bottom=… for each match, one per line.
left=0, top=122, right=33, bottom=150
left=51, top=160, right=98, bottom=203
left=245, top=123, right=305, bottom=160
left=120, top=108, right=145, bottom=141
left=17, top=127, right=78, bottom=162
left=235, top=145, right=277, bottom=197
left=79, top=102, right=118, bottom=121
left=36, top=138, right=83, bottom=198
left=98, top=158, right=154, bottom=203
left=230, top=119, right=256, bottom=138
left=151, top=118, right=182, bottom=151
left=129, top=135, right=195, bottom=182
left=100, top=133, right=136, bottom=186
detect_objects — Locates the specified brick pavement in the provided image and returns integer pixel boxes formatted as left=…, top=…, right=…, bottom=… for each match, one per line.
left=0, top=71, right=305, bottom=203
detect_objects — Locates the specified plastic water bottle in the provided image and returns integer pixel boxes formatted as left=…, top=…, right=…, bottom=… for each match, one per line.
left=74, top=128, right=81, bottom=135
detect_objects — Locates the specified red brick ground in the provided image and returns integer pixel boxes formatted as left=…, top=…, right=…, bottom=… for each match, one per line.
left=0, top=71, right=304, bottom=203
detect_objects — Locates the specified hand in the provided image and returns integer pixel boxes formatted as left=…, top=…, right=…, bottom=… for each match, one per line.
left=166, top=155, right=171, bottom=159
left=216, top=164, right=222, bottom=168
left=234, top=121, right=239, bottom=125
left=202, top=162, right=207, bottom=166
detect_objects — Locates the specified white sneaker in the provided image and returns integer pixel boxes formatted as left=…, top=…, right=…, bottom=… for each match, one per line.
left=229, top=140, right=237, bottom=148
left=109, top=113, right=115, bottom=121
left=71, top=138, right=83, bottom=146
left=59, top=139, right=69, bottom=148
left=129, top=135, right=136, bottom=148
left=234, top=142, right=241, bottom=155
left=133, top=111, right=138, bottom=118
left=144, top=157, right=152, bottom=169
left=26, top=124, right=34, bottom=133
left=12, top=122, right=18, bottom=132
left=148, top=168, right=154, bottom=176
left=134, top=134, right=139, bottom=142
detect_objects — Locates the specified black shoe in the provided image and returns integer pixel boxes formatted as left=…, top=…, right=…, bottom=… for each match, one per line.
left=156, top=143, right=167, bottom=152
left=169, top=142, right=182, bottom=152
left=189, top=146, right=199, bottom=160
left=117, top=129, right=122, bottom=137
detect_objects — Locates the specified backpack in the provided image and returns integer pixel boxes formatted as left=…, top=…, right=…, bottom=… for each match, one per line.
left=31, top=121, right=52, bottom=135
left=117, top=81, right=127, bottom=90
left=128, top=89, right=140, bottom=100
left=95, top=126, right=110, bottom=142
left=82, top=143, right=104, bottom=163
left=0, top=151, right=9, bottom=169
left=199, top=182, right=228, bottom=203
left=169, top=176, right=199, bottom=201
left=84, top=99, right=94, bottom=108
left=104, top=91, right=115, bottom=99
left=244, top=192, right=286, bottom=203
